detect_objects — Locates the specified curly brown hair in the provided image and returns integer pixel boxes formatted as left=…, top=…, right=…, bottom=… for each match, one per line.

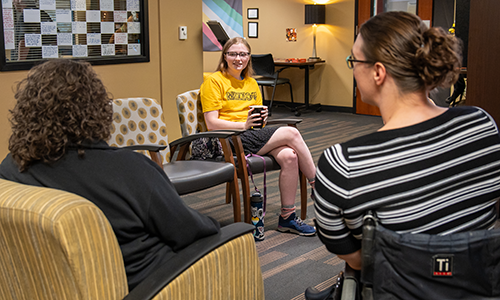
left=9, top=59, right=113, bottom=172
left=360, top=11, right=462, bottom=93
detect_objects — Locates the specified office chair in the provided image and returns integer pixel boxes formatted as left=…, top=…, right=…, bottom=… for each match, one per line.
left=0, top=179, right=264, bottom=300
left=109, top=97, right=243, bottom=222
left=305, top=210, right=500, bottom=300
left=176, top=90, right=309, bottom=224
left=251, top=53, right=294, bottom=116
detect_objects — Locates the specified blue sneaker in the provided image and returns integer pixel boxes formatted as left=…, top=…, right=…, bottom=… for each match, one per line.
left=278, top=212, right=316, bottom=236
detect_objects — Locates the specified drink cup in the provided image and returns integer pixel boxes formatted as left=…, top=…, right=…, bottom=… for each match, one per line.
left=250, top=105, right=267, bottom=129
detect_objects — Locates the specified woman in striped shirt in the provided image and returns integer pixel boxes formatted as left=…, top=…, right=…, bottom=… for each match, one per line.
left=314, top=11, right=500, bottom=270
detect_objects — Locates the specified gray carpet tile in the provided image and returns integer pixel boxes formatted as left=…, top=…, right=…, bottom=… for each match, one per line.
left=181, top=106, right=383, bottom=300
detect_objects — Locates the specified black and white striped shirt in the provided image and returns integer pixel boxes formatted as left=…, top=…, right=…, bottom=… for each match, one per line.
left=314, top=106, right=500, bottom=255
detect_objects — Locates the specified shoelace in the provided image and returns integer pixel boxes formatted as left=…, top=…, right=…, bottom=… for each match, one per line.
left=294, top=216, right=307, bottom=226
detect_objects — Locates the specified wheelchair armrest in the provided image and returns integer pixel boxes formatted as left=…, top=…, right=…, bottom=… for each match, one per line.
left=124, top=222, right=255, bottom=300
left=267, top=118, right=303, bottom=127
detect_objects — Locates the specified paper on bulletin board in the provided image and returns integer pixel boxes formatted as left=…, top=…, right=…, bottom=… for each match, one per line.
left=24, top=9, right=40, bottom=23
left=87, top=33, right=101, bottom=45
left=41, top=22, right=57, bottom=35
left=72, top=45, right=87, bottom=57
left=2, top=0, right=12, bottom=9
left=40, top=0, right=56, bottom=11
left=3, top=8, right=14, bottom=29
left=56, top=9, right=72, bottom=22
left=114, top=11, right=127, bottom=22
left=127, top=0, right=140, bottom=11
left=128, top=22, right=140, bottom=34
left=100, top=0, right=114, bottom=11
left=57, top=33, right=73, bottom=46
left=25, top=34, right=42, bottom=47
left=4, top=29, right=14, bottom=50
left=72, top=22, right=87, bottom=34
left=86, top=10, right=101, bottom=22
left=102, top=44, right=115, bottom=56
left=42, top=46, right=58, bottom=58
left=128, top=44, right=140, bottom=55
left=71, top=0, right=86, bottom=11
left=114, top=33, right=127, bottom=44
left=101, top=22, right=115, bottom=33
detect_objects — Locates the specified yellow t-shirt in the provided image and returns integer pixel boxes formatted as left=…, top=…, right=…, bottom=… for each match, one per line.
left=200, top=71, right=262, bottom=123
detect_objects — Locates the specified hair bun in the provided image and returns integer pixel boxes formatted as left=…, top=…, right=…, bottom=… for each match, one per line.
left=415, top=27, right=462, bottom=89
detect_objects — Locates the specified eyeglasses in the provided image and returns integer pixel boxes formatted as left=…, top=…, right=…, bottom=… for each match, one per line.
left=346, top=54, right=374, bottom=69
left=225, top=52, right=250, bottom=58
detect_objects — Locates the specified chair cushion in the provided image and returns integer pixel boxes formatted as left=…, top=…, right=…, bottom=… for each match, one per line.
left=164, top=160, right=235, bottom=195
left=239, top=155, right=281, bottom=174
left=255, top=77, right=290, bottom=86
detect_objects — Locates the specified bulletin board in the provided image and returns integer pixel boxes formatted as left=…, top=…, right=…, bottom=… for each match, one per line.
left=0, top=0, right=149, bottom=71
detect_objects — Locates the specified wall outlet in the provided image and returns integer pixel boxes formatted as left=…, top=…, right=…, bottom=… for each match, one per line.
left=179, top=26, right=187, bottom=40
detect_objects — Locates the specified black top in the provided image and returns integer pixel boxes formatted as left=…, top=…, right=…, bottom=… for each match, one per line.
left=0, top=141, right=220, bottom=290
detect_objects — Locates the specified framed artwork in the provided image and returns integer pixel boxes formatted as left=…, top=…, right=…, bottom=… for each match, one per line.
left=0, top=0, right=150, bottom=71
left=286, top=28, right=297, bottom=42
left=247, top=8, right=258, bottom=19
left=248, top=22, right=258, bottom=38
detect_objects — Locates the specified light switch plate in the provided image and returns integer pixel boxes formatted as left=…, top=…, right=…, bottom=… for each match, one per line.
left=179, top=26, right=187, bottom=40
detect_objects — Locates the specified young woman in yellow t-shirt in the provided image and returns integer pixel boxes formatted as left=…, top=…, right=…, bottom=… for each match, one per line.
left=200, top=37, right=316, bottom=236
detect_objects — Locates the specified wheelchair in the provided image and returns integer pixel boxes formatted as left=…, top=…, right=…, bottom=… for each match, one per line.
left=306, top=211, right=500, bottom=300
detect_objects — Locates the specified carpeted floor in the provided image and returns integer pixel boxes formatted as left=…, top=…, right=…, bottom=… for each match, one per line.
left=181, top=105, right=384, bottom=300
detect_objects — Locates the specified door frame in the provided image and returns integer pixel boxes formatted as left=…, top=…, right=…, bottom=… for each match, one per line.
left=354, top=0, right=434, bottom=116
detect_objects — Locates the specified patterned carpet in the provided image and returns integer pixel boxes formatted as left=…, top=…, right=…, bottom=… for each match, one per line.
left=181, top=105, right=383, bottom=300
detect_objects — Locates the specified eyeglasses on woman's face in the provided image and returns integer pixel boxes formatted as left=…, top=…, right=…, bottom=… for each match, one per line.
left=346, top=54, right=374, bottom=69
left=225, top=52, right=250, bottom=58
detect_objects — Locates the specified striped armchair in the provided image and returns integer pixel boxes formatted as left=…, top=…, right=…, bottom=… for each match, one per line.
left=0, top=179, right=264, bottom=300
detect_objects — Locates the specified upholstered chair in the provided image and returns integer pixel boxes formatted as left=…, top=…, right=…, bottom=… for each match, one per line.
left=0, top=179, right=264, bottom=300
left=109, top=97, right=242, bottom=222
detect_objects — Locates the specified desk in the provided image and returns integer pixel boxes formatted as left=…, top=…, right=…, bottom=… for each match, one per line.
left=274, top=59, right=325, bottom=116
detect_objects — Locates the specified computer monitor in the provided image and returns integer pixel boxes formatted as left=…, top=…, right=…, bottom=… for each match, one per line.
left=207, top=20, right=230, bottom=47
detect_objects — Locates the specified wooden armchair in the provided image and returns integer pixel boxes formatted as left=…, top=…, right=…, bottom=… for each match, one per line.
left=176, top=90, right=308, bottom=224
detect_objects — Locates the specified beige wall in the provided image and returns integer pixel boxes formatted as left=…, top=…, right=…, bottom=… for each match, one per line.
left=204, top=0, right=355, bottom=110
left=0, top=0, right=354, bottom=159
left=0, top=0, right=204, bottom=159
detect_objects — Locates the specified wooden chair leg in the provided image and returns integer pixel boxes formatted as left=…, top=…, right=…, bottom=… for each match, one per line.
left=226, top=182, right=231, bottom=204
left=231, top=179, right=242, bottom=223
left=299, top=170, right=308, bottom=220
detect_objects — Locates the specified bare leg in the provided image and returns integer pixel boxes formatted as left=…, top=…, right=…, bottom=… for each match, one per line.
left=257, top=127, right=316, bottom=207
left=257, top=127, right=316, bottom=180
left=266, top=146, right=299, bottom=207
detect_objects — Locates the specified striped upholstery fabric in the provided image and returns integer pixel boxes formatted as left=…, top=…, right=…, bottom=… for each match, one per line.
left=176, top=89, right=206, bottom=137
left=0, top=179, right=265, bottom=299
left=110, top=97, right=171, bottom=164
left=153, top=233, right=265, bottom=300
left=0, top=179, right=128, bottom=300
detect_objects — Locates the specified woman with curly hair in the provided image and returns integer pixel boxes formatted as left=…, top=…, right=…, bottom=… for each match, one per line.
left=314, top=11, right=500, bottom=270
left=0, top=59, right=220, bottom=290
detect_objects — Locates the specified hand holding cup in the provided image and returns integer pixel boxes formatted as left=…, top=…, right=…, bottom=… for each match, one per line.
left=249, top=105, right=267, bottom=129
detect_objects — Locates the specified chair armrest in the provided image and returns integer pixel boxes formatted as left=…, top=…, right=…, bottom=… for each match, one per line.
left=267, top=118, right=302, bottom=126
left=169, top=131, right=241, bottom=149
left=123, top=144, right=168, bottom=152
left=124, top=222, right=255, bottom=300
